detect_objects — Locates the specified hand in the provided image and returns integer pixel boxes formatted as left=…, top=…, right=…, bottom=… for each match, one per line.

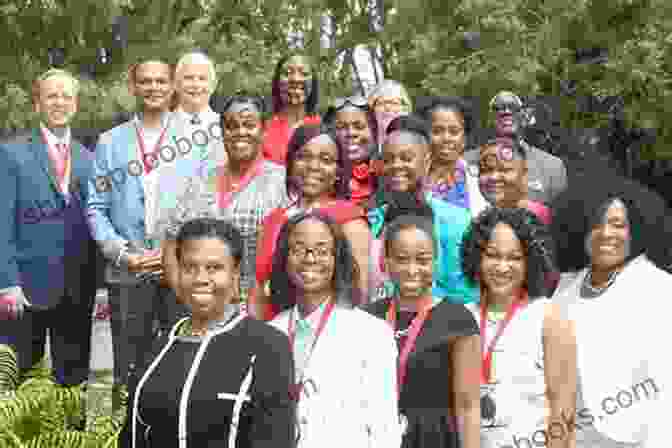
left=0, top=287, right=29, bottom=320
left=126, top=250, right=162, bottom=273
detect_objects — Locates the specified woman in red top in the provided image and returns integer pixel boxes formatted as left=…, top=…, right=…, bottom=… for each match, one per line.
left=262, top=54, right=321, bottom=165
left=252, top=124, right=371, bottom=319
left=323, top=95, right=380, bottom=207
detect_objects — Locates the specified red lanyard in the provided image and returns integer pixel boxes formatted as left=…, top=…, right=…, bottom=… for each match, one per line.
left=386, top=297, right=434, bottom=396
left=479, top=292, right=527, bottom=384
left=287, top=299, right=336, bottom=401
left=134, top=119, right=170, bottom=174
left=217, top=156, right=264, bottom=209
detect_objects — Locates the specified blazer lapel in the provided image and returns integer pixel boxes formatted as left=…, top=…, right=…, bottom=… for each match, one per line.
left=28, top=129, right=62, bottom=196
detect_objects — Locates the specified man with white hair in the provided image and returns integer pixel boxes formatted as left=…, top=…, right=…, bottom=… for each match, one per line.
left=173, top=51, right=224, bottom=166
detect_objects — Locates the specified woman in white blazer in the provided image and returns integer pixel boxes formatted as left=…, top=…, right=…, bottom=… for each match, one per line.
left=268, top=210, right=402, bottom=448
left=550, top=172, right=671, bottom=447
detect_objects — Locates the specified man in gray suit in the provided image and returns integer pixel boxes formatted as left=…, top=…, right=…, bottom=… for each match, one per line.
left=464, top=91, right=567, bottom=205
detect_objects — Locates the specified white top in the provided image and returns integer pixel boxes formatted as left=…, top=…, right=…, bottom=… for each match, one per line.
left=466, top=299, right=549, bottom=448
left=136, top=118, right=167, bottom=240
left=552, top=255, right=669, bottom=447
left=271, top=305, right=402, bottom=448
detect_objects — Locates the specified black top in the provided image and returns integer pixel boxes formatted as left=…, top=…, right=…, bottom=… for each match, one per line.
left=119, top=316, right=295, bottom=448
left=364, top=298, right=478, bottom=448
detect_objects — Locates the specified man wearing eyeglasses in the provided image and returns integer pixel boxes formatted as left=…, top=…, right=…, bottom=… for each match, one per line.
left=465, top=91, right=567, bottom=205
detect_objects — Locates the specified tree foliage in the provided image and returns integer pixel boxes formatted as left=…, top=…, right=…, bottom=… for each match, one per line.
left=0, top=0, right=670, bottom=161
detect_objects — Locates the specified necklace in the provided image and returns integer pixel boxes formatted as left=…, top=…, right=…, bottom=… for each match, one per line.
left=583, top=269, right=619, bottom=294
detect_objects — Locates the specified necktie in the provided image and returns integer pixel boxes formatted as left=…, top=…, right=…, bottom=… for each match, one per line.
left=294, top=317, right=313, bottom=376
left=51, top=142, right=67, bottom=186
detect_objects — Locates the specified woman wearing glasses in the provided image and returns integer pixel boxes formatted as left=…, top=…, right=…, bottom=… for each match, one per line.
left=550, top=173, right=670, bottom=447
left=323, top=95, right=379, bottom=206
left=365, top=196, right=480, bottom=448
left=262, top=54, right=321, bottom=165
left=268, top=211, right=401, bottom=448
left=160, top=95, right=289, bottom=306
left=461, top=207, right=575, bottom=448
left=252, top=124, right=371, bottom=318
left=120, top=218, right=295, bottom=448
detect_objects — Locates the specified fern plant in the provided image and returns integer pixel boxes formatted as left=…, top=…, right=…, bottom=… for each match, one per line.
left=0, top=344, right=124, bottom=448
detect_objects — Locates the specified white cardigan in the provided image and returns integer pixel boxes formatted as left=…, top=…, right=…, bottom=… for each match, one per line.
left=271, top=306, right=402, bottom=448
left=553, top=255, right=670, bottom=446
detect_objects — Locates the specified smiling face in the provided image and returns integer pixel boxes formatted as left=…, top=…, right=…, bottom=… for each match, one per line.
left=176, top=62, right=212, bottom=110
left=430, top=107, right=466, bottom=165
left=382, top=130, right=430, bottom=193
left=384, top=226, right=434, bottom=301
left=334, top=107, right=374, bottom=162
left=480, top=222, right=527, bottom=305
left=290, top=134, right=339, bottom=201
left=587, top=199, right=630, bottom=274
left=222, top=106, right=263, bottom=164
left=492, top=92, right=524, bottom=137
left=178, top=237, right=240, bottom=321
left=478, top=143, right=528, bottom=208
left=286, top=218, right=336, bottom=295
left=131, top=61, right=175, bottom=113
left=35, top=74, right=78, bottom=128
left=279, top=55, right=312, bottom=106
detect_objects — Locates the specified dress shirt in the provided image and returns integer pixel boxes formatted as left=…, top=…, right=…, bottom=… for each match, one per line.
left=292, top=301, right=328, bottom=376
left=174, top=106, right=225, bottom=166
left=40, top=124, right=72, bottom=195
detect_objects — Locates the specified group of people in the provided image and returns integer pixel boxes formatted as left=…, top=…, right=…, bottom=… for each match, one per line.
left=0, top=49, right=670, bottom=448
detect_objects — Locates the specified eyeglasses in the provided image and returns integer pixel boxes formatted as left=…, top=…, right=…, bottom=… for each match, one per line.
left=332, top=96, right=369, bottom=110
left=492, top=102, right=521, bottom=114
left=288, top=246, right=334, bottom=260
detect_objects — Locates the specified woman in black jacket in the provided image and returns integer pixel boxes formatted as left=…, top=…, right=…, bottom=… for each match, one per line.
left=119, top=218, right=295, bottom=448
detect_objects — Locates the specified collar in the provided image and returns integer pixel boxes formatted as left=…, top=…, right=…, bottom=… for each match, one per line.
left=175, top=106, right=218, bottom=124
left=293, top=299, right=329, bottom=331
left=40, top=124, right=71, bottom=147
left=133, top=111, right=172, bottom=130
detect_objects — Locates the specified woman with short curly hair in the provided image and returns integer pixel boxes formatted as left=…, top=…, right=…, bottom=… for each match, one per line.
left=460, top=207, right=575, bottom=448
left=550, top=172, right=671, bottom=447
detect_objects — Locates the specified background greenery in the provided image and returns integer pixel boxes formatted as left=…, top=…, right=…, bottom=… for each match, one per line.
left=1, top=0, right=670, bottom=161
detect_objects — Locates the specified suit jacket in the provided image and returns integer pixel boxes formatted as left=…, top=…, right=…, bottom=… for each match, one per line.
left=464, top=139, right=568, bottom=205
left=271, top=306, right=402, bottom=448
left=87, top=113, right=212, bottom=284
left=0, top=129, right=99, bottom=309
